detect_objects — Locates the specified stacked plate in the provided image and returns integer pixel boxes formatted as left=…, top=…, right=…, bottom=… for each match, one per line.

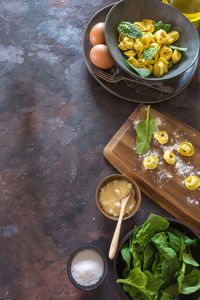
left=83, top=3, right=199, bottom=103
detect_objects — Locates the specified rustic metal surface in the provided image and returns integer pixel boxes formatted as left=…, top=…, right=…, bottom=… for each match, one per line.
left=0, top=0, right=199, bottom=299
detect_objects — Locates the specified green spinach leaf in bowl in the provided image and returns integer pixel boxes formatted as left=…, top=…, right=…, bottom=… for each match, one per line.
left=117, top=214, right=200, bottom=300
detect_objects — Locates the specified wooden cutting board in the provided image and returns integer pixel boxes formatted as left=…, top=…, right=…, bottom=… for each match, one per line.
left=104, top=106, right=200, bottom=233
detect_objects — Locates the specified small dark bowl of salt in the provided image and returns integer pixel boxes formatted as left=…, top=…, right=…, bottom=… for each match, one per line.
left=67, top=244, right=108, bottom=291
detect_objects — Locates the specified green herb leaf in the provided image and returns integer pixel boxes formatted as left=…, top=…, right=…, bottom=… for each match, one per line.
left=136, top=106, right=156, bottom=155
left=117, top=267, right=152, bottom=300
left=118, top=21, right=143, bottom=39
left=153, top=20, right=172, bottom=33
left=143, top=242, right=156, bottom=270
left=169, top=45, right=188, bottom=52
left=163, top=282, right=179, bottom=298
left=124, top=59, right=151, bottom=78
left=160, top=291, right=174, bottom=300
left=130, top=226, right=143, bottom=268
left=178, top=266, right=200, bottom=294
left=151, top=232, right=180, bottom=285
left=144, top=270, right=164, bottom=296
left=117, top=214, right=200, bottom=300
left=183, top=253, right=199, bottom=267
left=121, top=242, right=132, bottom=276
left=154, top=20, right=164, bottom=33
left=152, top=252, right=162, bottom=277
left=123, top=283, right=138, bottom=298
left=163, top=23, right=172, bottom=33
left=168, top=60, right=173, bottom=69
left=143, top=47, right=158, bottom=61
left=117, top=267, right=148, bottom=287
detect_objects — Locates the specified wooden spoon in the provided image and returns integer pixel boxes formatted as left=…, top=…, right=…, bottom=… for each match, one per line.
left=109, top=189, right=133, bottom=260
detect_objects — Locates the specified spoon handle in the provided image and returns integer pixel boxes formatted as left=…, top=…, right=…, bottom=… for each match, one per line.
left=108, top=196, right=128, bottom=260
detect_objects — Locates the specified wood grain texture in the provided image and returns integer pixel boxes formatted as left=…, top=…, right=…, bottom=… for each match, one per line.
left=104, top=106, right=200, bottom=232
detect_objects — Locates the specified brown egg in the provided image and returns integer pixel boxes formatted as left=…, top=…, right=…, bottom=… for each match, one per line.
left=89, top=22, right=106, bottom=46
left=90, top=44, right=114, bottom=69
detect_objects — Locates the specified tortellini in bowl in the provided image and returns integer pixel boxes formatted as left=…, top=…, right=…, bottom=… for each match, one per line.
left=117, top=19, right=185, bottom=78
left=104, top=0, right=200, bottom=83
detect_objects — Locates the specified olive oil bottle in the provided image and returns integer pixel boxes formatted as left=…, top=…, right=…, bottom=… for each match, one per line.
left=162, top=0, right=200, bottom=27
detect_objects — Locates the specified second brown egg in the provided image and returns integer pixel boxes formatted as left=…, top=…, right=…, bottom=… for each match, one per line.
left=90, top=44, right=114, bottom=69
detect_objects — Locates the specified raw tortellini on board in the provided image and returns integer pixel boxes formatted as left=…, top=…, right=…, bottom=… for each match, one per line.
left=163, top=150, right=176, bottom=165
left=178, top=142, right=194, bottom=156
left=118, top=20, right=182, bottom=77
left=154, top=131, right=168, bottom=144
left=143, top=156, right=158, bottom=169
left=142, top=130, right=199, bottom=191
left=185, top=176, right=200, bottom=191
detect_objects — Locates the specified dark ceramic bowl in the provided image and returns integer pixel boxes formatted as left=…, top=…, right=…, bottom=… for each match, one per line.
left=67, top=244, right=108, bottom=291
left=105, top=0, right=199, bottom=81
left=114, top=217, right=200, bottom=300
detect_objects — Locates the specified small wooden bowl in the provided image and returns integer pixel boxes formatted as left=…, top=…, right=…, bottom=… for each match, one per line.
left=96, top=174, right=141, bottom=221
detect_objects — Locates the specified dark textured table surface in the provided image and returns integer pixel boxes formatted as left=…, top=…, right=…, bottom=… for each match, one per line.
left=0, top=0, right=199, bottom=299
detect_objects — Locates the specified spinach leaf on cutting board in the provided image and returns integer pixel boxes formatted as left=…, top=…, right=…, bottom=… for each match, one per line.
left=136, top=105, right=156, bottom=155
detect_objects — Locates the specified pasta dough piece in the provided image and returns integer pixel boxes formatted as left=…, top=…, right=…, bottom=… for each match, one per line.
left=143, top=156, right=158, bottom=169
left=124, top=50, right=137, bottom=57
left=118, top=41, right=128, bottom=51
left=178, top=142, right=194, bottom=156
left=133, top=39, right=144, bottom=53
left=148, top=52, right=159, bottom=65
left=160, top=46, right=173, bottom=60
left=154, top=29, right=168, bottom=44
left=150, top=42, right=161, bottom=49
left=128, top=57, right=146, bottom=68
left=154, top=131, right=168, bottom=144
left=145, top=24, right=154, bottom=33
left=140, top=33, right=152, bottom=49
left=172, top=50, right=182, bottom=64
left=153, top=61, right=168, bottom=77
left=134, top=22, right=146, bottom=31
left=167, top=31, right=179, bottom=44
left=185, top=176, right=200, bottom=190
left=159, top=57, right=168, bottom=65
left=163, top=150, right=176, bottom=165
left=145, top=64, right=153, bottom=73
left=141, top=19, right=155, bottom=32
left=166, top=35, right=174, bottom=45
left=123, top=37, right=135, bottom=49
left=118, top=33, right=125, bottom=42
left=142, top=20, right=155, bottom=26
left=136, top=58, right=147, bottom=67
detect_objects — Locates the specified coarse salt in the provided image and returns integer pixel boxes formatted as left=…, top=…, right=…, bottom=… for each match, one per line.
left=71, top=249, right=104, bottom=286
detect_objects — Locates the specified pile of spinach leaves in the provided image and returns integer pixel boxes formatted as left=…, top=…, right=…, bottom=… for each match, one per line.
left=117, top=214, right=200, bottom=300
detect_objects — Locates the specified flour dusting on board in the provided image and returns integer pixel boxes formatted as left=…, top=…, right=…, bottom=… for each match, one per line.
left=187, top=197, right=199, bottom=206
left=155, top=117, right=163, bottom=131
left=175, top=156, right=195, bottom=176
left=133, top=110, right=200, bottom=209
